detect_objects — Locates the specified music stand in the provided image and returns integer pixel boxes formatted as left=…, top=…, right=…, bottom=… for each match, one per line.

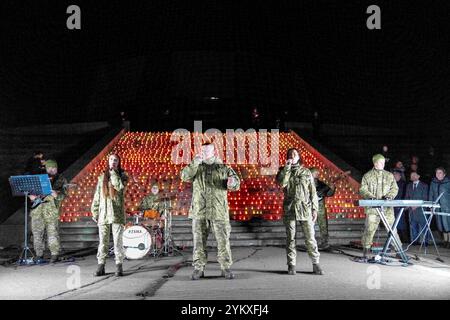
left=9, top=174, right=52, bottom=265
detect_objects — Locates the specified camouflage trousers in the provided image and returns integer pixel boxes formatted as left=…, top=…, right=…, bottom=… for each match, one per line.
left=192, top=219, right=232, bottom=270
left=317, top=200, right=329, bottom=245
left=361, top=211, right=402, bottom=250
left=31, top=215, right=60, bottom=257
left=97, top=223, right=125, bottom=265
left=284, top=216, right=320, bottom=265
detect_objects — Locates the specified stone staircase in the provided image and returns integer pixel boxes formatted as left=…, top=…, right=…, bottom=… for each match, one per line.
left=59, top=215, right=388, bottom=251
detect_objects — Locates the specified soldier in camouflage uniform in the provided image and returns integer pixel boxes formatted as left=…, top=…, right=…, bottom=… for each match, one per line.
left=359, top=154, right=401, bottom=260
left=276, top=149, right=323, bottom=275
left=30, top=159, right=67, bottom=263
left=91, top=154, right=128, bottom=277
left=139, top=183, right=164, bottom=214
left=181, top=143, right=240, bottom=280
left=310, top=167, right=335, bottom=250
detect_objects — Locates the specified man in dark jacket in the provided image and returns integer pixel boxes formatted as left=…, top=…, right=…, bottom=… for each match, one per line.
left=405, top=172, right=429, bottom=245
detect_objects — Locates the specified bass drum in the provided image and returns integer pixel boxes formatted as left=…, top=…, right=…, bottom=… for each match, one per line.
left=122, top=225, right=152, bottom=259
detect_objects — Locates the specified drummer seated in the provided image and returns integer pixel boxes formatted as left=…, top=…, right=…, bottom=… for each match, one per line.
left=139, top=183, right=163, bottom=217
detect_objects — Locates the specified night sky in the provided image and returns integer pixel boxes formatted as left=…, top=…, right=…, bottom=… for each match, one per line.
left=0, top=1, right=449, bottom=132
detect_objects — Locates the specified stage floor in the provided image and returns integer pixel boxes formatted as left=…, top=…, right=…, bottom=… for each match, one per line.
left=1, top=246, right=449, bottom=300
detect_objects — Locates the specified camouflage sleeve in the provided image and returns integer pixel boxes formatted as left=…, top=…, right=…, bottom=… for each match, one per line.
left=385, top=174, right=399, bottom=199
left=56, top=176, right=68, bottom=201
left=110, top=170, right=125, bottom=191
left=359, top=174, right=376, bottom=199
left=139, top=196, right=150, bottom=211
left=91, top=177, right=101, bottom=220
left=226, top=166, right=240, bottom=191
left=180, top=158, right=201, bottom=182
left=52, top=176, right=68, bottom=208
left=154, top=200, right=163, bottom=211
left=276, top=165, right=291, bottom=188
left=140, top=196, right=160, bottom=211
left=309, top=174, right=319, bottom=211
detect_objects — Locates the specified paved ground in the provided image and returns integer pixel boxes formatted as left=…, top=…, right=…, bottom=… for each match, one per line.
left=1, top=246, right=449, bottom=300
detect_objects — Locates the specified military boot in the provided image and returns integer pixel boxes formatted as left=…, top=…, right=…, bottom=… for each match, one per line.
left=313, top=263, right=324, bottom=275
left=94, top=264, right=105, bottom=276
left=353, top=248, right=370, bottom=263
left=221, top=268, right=235, bottom=280
left=191, top=269, right=204, bottom=280
left=115, top=263, right=123, bottom=277
left=288, top=265, right=296, bottom=275
left=363, top=248, right=370, bottom=259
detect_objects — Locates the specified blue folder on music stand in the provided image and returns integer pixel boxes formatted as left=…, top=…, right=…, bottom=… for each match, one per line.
left=9, top=174, right=52, bottom=197
left=8, top=174, right=52, bottom=265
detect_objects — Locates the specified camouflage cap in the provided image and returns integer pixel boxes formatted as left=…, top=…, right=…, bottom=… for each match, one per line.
left=372, top=154, right=385, bottom=164
left=45, top=159, right=58, bottom=169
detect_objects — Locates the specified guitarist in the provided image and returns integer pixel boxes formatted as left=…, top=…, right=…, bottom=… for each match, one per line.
left=309, top=167, right=336, bottom=250
left=29, top=160, right=68, bottom=263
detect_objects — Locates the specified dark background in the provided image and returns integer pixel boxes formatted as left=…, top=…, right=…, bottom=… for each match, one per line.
left=0, top=1, right=449, bottom=133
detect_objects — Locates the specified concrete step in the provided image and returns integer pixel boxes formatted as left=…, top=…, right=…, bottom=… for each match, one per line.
left=58, top=217, right=384, bottom=250
left=60, top=241, right=98, bottom=250
left=171, top=238, right=375, bottom=247
left=59, top=228, right=98, bottom=235
left=60, top=238, right=372, bottom=250
left=60, top=230, right=374, bottom=243
left=59, top=224, right=366, bottom=235
left=170, top=225, right=367, bottom=233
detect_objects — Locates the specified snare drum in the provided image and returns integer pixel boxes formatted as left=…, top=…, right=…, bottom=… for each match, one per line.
left=144, top=209, right=159, bottom=219
left=122, top=225, right=152, bottom=259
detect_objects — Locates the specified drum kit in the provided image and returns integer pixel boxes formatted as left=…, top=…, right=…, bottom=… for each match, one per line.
left=122, top=195, right=181, bottom=260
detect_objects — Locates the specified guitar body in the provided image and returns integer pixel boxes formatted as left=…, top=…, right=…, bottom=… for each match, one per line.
left=31, top=195, right=50, bottom=209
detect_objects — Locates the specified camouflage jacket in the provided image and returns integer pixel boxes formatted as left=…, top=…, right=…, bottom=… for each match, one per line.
left=91, top=170, right=128, bottom=225
left=276, top=164, right=319, bottom=220
left=139, top=194, right=164, bottom=213
left=359, top=168, right=398, bottom=216
left=181, top=157, right=240, bottom=221
left=30, top=174, right=68, bottom=220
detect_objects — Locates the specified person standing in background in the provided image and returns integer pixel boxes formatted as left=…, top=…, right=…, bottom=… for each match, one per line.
left=405, top=172, right=429, bottom=245
left=309, top=167, right=335, bottom=250
left=429, top=167, right=450, bottom=248
left=393, top=169, right=408, bottom=243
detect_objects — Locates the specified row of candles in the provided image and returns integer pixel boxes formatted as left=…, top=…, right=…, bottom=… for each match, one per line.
left=59, top=132, right=365, bottom=223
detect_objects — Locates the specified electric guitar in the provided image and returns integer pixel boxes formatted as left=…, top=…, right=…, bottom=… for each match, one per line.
left=329, top=170, right=352, bottom=185
left=30, top=183, right=76, bottom=209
